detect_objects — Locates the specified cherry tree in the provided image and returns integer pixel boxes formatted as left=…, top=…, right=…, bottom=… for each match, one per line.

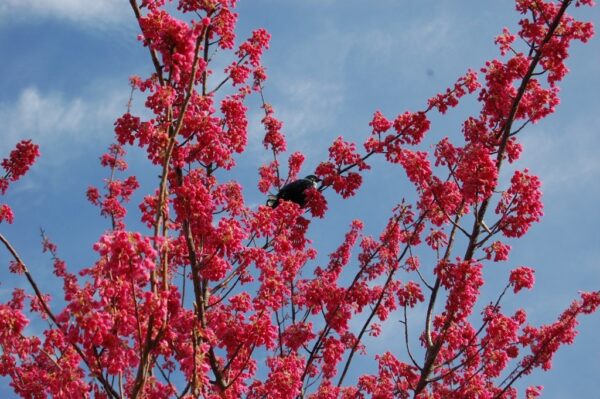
left=1, top=0, right=598, bottom=398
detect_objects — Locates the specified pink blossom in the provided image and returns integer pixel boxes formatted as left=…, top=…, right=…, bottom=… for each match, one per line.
left=510, top=266, right=536, bottom=293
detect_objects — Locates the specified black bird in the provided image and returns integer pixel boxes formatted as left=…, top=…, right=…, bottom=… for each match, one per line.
left=267, top=175, right=320, bottom=208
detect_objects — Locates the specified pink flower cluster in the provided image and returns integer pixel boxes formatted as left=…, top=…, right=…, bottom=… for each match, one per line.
left=86, top=144, right=139, bottom=229
left=0, top=140, right=40, bottom=224
left=0, top=1, right=598, bottom=398
left=316, top=137, right=369, bottom=201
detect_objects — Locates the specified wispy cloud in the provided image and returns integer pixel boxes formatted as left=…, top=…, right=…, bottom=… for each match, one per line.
left=0, top=86, right=129, bottom=163
left=0, top=0, right=128, bottom=28
left=276, top=78, right=344, bottom=143
left=244, top=76, right=344, bottom=169
left=519, top=116, right=600, bottom=194
left=261, top=6, right=466, bottom=146
left=356, top=13, right=460, bottom=69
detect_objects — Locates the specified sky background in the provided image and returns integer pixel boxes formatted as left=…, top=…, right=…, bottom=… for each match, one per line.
left=0, top=1, right=598, bottom=397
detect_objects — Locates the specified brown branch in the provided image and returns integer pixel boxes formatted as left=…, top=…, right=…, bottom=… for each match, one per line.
left=494, top=300, right=586, bottom=398
left=413, top=2, right=573, bottom=395
left=299, top=211, right=409, bottom=384
left=128, top=0, right=165, bottom=87
left=336, top=213, right=428, bottom=387
left=402, top=306, right=421, bottom=369
left=0, top=233, right=121, bottom=399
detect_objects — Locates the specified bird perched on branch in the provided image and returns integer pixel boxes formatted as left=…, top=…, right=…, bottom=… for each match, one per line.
left=267, top=175, right=320, bottom=208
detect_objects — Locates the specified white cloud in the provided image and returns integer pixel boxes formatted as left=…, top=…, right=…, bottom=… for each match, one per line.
left=244, top=76, right=344, bottom=168
left=261, top=7, right=466, bottom=151
left=362, top=13, right=458, bottom=61
left=0, top=86, right=129, bottom=163
left=0, top=0, right=128, bottom=27
left=519, top=117, right=600, bottom=193
left=276, top=78, right=344, bottom=141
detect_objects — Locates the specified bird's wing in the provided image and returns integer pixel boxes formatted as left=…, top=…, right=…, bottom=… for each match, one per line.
left=276, top=179, right=312, bottom=200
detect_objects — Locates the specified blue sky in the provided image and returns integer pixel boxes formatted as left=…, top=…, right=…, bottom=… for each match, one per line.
left=0, top=1, right=598, bottom=397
